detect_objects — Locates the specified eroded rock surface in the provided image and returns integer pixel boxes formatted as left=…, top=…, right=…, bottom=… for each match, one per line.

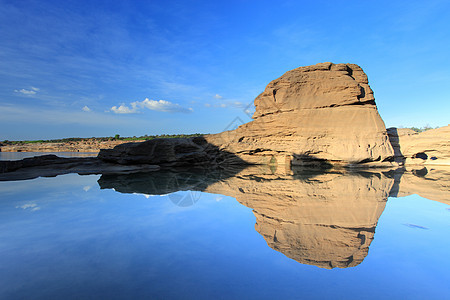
left=206, top=62, right=394, bottom=166
left=99, top=63, right=394, bottom=167
left=98, top=137, right=245, bottom=167
left=387, top=125, right=450, bottom=166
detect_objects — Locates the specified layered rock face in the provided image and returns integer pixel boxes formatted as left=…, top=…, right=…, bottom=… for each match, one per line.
left=99, top=62, right=394, bottom=167
left=387, top=125, right=450, bottom=166
left=206, top=62, right=394, bottom=166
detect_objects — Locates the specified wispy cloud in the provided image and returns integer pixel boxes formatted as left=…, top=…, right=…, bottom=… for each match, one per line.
left=204, top=100, right=246, bottom=109
left=111, top=98, right=193, bottom=114
left=204, top=93, right=247, bottom=109
left=14, top=87, right=39, bottom=95
left=16, top=202, right=41, bottom=211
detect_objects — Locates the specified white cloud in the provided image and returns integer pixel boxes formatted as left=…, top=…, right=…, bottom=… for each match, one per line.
left=15, top=88, right=38, bottom=95
left=0, top=104, right=151, bottom=127
left=211, top=102, right=245, bottom=108
left=111, top=98, right=192, bottom=114
left=82, top=105, right=91, bottom=112
left=204, top=103, right=211, bottom=107
left=111, top=102, right=139, bottom=114
left=138, top=98, right=193, bottom=113
left=214, top=94, right=223, bottom=99
left=232, top=101, right=244, bottom=108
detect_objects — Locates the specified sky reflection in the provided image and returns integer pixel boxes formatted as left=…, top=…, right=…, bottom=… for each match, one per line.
left=0, top=173, right=448, bottom=299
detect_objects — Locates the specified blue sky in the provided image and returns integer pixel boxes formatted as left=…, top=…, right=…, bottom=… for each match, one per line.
left=1, top=0, right=449, bottom=140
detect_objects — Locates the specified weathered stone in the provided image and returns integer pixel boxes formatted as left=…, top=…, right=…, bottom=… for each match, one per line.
left=205, top=62, right=394, bottom=166
left=99, top=62, right=395, bottom=167
left=98, top=137, right=246, bottom=167
left=387, top=125, right=450, bottom=166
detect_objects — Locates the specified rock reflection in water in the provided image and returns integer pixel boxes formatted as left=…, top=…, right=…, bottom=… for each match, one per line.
left=97, top=166, right=449, bottom=269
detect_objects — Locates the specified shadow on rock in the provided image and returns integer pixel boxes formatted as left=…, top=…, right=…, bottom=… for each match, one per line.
left=0, top=137, right=250, bottom=181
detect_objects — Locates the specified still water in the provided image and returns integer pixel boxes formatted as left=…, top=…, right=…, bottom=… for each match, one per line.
left=0, top=152, right=97, bottom=161
left=0, top=166, right=449, bottom=299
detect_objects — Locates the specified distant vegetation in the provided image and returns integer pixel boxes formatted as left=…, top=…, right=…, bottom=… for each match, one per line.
left=403, top=126, right=438, bottom=133
left=1, top=133, right=204, bottom=145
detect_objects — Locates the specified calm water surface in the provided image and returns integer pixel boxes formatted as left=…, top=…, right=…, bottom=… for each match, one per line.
left=0, top=168, right=448, bottom=299
left=0, top=152, right=97, bottom=161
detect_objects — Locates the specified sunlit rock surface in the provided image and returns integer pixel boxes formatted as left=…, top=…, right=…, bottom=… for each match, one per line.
left=99, top=63, right=394, bottom=167
left=388, top=125, right=450, bottom=166
left=206, top=62, right=394, bottom=166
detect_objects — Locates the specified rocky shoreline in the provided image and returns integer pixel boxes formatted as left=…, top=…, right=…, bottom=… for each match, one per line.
left=0, top=139, right=145, bottom=154
left=0, top=62, right=448, bottom=180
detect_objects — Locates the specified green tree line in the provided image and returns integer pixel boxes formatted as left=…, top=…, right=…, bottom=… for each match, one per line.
left=1, top=133, right=204, bottom=145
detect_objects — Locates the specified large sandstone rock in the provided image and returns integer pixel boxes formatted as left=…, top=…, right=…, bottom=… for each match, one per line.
left=205, top=62, right=394, bottom=166
left=387, top=125, right=450, bottom=166
left=98, top=62, right=394, bottom=167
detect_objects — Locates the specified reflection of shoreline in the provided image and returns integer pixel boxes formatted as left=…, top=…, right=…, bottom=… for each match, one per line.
left=98, top=166, right=450, bottom=269
left=0, top=152, right=97, bottom=161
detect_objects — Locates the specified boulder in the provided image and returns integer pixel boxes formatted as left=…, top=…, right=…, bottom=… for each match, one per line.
left=98, top=136, right=246, bottom=167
